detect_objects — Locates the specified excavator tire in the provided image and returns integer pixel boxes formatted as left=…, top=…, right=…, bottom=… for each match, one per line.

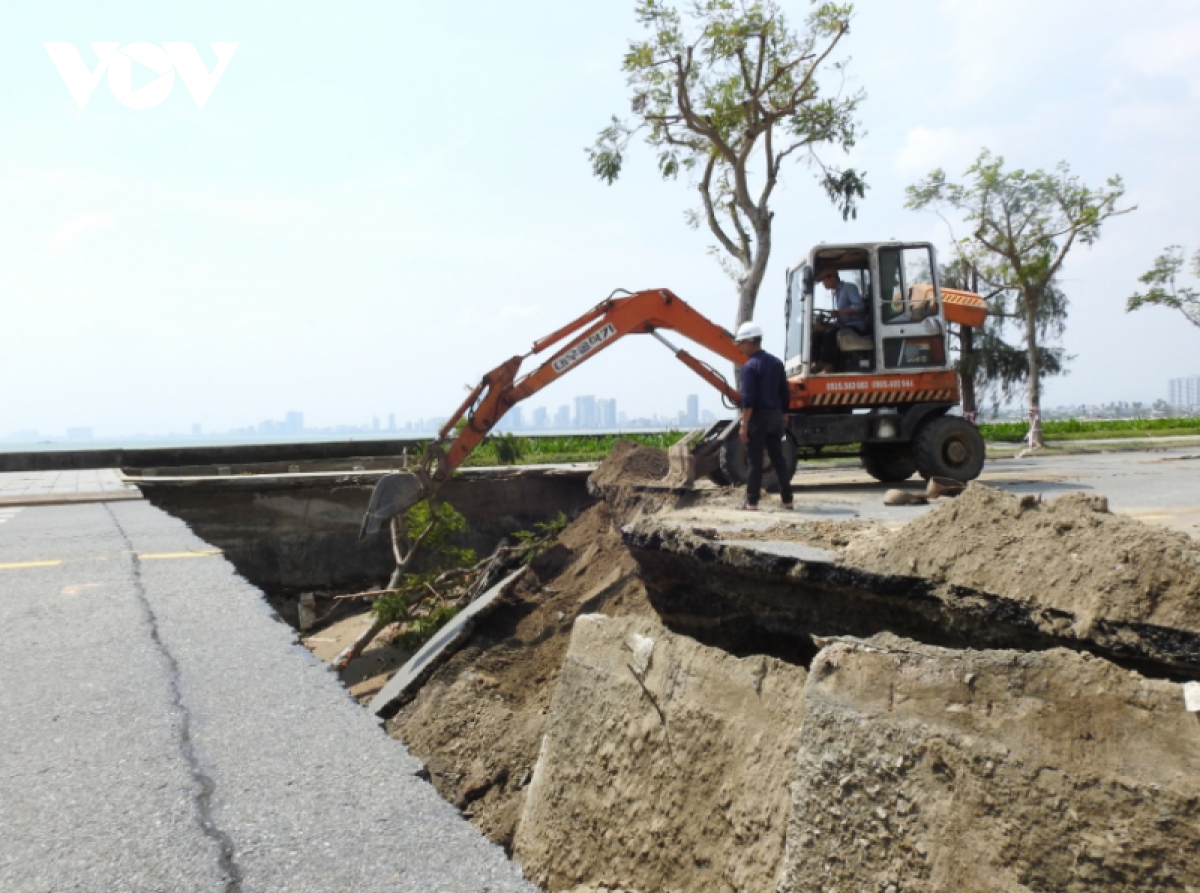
left=717, top=429, right=798, bottom=493
left=913, top=415, right=986, bottom=482
left=860, top=443, right=917, bottom=483
left=707, top=467, right=732, bottom=486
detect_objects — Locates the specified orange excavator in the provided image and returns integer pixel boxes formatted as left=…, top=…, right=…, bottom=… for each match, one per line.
left=360, top=240, right=988, bottom=537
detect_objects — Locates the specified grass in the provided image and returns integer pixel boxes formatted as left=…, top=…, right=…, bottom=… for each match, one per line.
left=445, top=417, right=1200, bottom=467
left=460, top=431, right=684, bottom=467
left=978, top=417, right=1200, bottom=443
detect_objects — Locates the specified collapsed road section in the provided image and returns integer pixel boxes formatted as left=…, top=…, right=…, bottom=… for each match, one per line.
left=368, top=441, right=1200, bottom=893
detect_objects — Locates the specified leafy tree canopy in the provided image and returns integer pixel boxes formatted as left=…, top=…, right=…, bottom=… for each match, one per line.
left=1127, top=245, right=1200, bottom=330
left=590, top=0, right=865, bottom=324
left=907, top=150, right=1132, bottom=446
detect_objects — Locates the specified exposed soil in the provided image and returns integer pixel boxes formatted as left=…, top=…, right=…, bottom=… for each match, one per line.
left=586, top=439, right=669, bottom=489
left=387, top=500, right=656, bottom=851
left=843, top=483, right=1200, bottom=632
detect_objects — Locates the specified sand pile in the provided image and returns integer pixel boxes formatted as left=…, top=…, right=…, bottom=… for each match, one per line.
left=387, top=501, right=655, bottom=851
left=844, top=483, right=1200, bottom=632
left=588, top=439, right=669, bottom=490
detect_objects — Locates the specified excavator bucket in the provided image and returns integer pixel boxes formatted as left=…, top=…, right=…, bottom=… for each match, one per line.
left=662, top=420, right=738, bottom=488
left=358, top=471, right=428, bottom=539
left=663, top=429, right=704, bottom=488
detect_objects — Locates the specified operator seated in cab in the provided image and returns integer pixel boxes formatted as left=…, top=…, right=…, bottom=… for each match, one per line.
left=812, top=267, right=871, bottom=373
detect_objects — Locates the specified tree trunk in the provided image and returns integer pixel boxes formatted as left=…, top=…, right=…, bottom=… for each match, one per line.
left=734, top=220, right=773, bottom=330
left=958, top=326, right=977, bottom=421
left=1023, top=288, right=1043, bottom=448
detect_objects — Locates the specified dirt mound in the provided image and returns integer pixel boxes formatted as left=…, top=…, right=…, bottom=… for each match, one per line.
left=844, top=483, right=1200, bottom=632
left=588, top=439, right=669, bottom=490
left=387, top=501, right=655, bottom=851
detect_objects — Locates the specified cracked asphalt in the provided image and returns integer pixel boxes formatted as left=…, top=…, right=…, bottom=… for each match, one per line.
left=0, top=500, right=536, bottom=893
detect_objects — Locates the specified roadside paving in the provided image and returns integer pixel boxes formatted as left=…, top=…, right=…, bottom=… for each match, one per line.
left=0, top=500, right=536, bottom=893
left=0, top=468, right=141, bottom=507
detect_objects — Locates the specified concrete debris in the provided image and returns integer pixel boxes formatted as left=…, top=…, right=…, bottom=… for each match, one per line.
left=1184, top=681, right=1200, bottom=712
left=783, top=636, right=1200, bottom=892
left=381, top=450, right=1200, bottom=892
left=514, top=615, right=807, bottom=893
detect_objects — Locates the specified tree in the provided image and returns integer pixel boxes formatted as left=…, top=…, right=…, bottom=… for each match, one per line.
left=1127, top=245, right=1200, bottom=330
left=589, top=0, right=865, bottom=328
left=940, top=256, right=1069, bottom=420
left=907, top=150, right=1133, bottom=447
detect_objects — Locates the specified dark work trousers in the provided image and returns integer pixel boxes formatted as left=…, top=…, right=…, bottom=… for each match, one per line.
left=745, top=409, right=794, bottom=506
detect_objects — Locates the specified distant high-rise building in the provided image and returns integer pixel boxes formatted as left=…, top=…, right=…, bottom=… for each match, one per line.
left=532, top=406, right=549, bottom=429
left=388, top=413, right=396, bottom=431
left=575, top=395, right=597, bottom=429
left=284, top=411, right=304, bottom=434
left=192, top=423, right=202, bottom=436
left=685, top=394, right=699, bottom=427
left=499, top=406, right=524, bottom=432
left=554, top=405, right=571, bottom=429
left=598, top=398, right=617, bottom=429
left=1169, top=376, right=1200, bottom=408
left=372, top=416, right=380, bottom=431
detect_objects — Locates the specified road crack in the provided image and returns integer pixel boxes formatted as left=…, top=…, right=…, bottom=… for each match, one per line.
left=105, top=504, right=244, bottom=893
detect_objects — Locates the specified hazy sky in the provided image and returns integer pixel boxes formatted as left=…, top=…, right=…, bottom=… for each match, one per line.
left=3, top=1, right=1199, bottom=437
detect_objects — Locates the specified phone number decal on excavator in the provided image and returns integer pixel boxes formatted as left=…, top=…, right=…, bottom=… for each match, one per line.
left=552, top=323, right=616, bottom=374
left=825, top=377, right=915, bottom=392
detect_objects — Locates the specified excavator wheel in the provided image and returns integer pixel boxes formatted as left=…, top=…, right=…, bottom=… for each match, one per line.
left=707, top=467, right=732, bottom=486
left=860, top=443, right=917, bottom=483
left=717, top=429, right=798, bottom=493
left=913, top=415, right=986, bottom=482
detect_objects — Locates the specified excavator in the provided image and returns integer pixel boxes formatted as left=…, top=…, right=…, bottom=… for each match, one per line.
left=360, top=240, right=988, bottom=538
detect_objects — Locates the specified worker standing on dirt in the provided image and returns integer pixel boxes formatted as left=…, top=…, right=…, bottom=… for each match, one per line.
left=735, top=322, right=794, bottom=511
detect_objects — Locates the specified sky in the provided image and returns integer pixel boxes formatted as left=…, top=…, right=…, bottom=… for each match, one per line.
left=3, top=0, right=1199, bottom=439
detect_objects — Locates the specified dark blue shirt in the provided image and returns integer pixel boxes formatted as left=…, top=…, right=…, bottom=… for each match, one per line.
left=741, top=349, right=790, bottom=411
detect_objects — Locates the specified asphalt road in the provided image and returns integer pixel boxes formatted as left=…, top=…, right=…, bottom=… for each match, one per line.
left=0, top=501, right=536, bottom=893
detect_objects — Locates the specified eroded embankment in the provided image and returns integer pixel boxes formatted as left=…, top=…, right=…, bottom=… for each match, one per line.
left=387, top=442, right=1200, bottom=892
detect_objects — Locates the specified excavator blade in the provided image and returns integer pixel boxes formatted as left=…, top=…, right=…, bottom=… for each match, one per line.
left=663, top=431, right=702, bottom=488
left=662, top=420, right=737, bottom=488
left=359, top=472, right=428, bottom=540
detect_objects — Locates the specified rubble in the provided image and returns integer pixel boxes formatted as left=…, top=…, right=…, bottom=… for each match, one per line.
left=784, top=635, right=1200, bottom=892
left=514, top=615, right=807, bottom=893
left=383, top=457, right=1200, bottom=892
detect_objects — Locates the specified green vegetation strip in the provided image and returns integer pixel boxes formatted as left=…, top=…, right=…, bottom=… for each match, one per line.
left=460, top=431, right=684, bottom=467
left=447, top=417, right=1200, bottom=467
left=977, top=417, right=1200, bottom=443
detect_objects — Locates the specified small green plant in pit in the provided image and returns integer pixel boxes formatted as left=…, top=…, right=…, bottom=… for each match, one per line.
left=512, top=512, right=569, bottom=565
left=492, top=432, right=524, bottom=465
left=336, top=501, right=479, bottom=662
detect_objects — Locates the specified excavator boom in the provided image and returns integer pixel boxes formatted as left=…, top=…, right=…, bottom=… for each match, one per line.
left=360, top=289, right=744, bottom=537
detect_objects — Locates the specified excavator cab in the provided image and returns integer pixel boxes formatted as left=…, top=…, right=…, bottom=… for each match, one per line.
left=784, top=242, right=950, bottom=378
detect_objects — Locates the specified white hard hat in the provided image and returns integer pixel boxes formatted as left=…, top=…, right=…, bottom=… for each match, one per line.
left=734, top=321, right=763, bottom=342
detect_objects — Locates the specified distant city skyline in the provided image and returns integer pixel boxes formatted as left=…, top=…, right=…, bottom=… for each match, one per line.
left=1, top=394, right=718, bottom=444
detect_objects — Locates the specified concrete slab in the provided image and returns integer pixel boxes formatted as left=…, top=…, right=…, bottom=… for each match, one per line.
left=370, top=569, right=526, bottom=717
left=0, top=468, right=141, bottom=507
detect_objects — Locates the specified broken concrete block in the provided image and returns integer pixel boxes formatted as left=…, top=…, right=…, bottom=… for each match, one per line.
left=1183, top=680, right=1200, bottom=713
left=782, top=636, right=1200, bottom=892
left=515, top=614, right=808, bottom=893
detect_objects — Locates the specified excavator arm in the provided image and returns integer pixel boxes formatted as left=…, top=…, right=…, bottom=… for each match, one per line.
left=360, top=288, right=745, bottom=537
